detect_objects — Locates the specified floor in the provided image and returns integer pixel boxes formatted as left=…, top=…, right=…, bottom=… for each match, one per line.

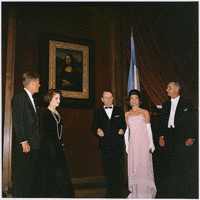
left=75, top=188, right=107, bottom=198
left=74, top=183, right=129, bottom=198
left=3, top=185, right=127, bottom=198
left=3, top=177, right=198, bottom=199
left=3, top=146, right=198, bottom=198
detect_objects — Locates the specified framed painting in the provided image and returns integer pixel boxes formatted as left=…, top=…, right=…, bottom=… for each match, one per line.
left=39, top=32, right=95, bottom=109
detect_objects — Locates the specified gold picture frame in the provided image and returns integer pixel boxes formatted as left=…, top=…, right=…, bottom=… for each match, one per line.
left=39, top=33, right=95, bottom=109
left=49, top=40, right=89, bottom=99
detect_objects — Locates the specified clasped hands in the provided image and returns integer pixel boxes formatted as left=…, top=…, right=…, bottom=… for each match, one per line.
left=159, top=137, right=193, bottom=147
left=62, top=79, right=71, bottom=86
left=62, top=79, right=75, bottom=87
left=97, top=128, right=124, bottom=137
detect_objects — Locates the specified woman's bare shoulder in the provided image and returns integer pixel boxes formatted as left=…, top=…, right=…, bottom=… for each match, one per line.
left=140, top=108, right=149, bottom=114
left=125, top=111, right=131, bottom=117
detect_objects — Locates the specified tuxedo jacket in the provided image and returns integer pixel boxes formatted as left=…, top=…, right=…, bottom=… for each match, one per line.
left=91, top=106, right=126, bottom=154
left=158, top=97, right=197, bottom=144
left=12, top=89, right=41, bottom=150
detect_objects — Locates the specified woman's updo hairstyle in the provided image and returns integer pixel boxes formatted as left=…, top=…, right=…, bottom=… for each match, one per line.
left=128, top=89, right=141, bottom=101
left=44, top=89, right=63, bottom=103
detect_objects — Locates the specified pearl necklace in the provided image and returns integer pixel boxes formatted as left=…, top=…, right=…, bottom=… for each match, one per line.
left=49, top=109, right=62, bottom=140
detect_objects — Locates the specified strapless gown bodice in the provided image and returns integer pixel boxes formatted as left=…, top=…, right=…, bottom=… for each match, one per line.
left=128, top=116, right=150, bottom=151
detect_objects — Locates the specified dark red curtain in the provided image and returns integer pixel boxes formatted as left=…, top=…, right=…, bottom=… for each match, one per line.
left=125, top=2, right=198, bottom=110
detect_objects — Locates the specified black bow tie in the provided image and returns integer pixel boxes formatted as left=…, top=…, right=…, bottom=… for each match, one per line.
left=105, top=107, right=112, bottom=109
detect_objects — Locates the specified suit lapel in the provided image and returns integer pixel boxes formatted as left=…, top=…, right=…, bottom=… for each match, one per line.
left=167, top=100, right=171, bottom=114
left=101, top=107, right=110, bottom=120
left=23, top=90, right=38, bottom=115
left=175, top=97, right=182, bottom=119
left=110, top=106, right=116, bottom=121
left=32, top=95, right=40, bottom=115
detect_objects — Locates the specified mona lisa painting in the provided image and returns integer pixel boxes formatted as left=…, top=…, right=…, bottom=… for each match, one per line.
left=49, top=40, right=89, bottom=99
left=56, top=51, right=83, bottom=92
left=39, top=33, right=95, bottom=108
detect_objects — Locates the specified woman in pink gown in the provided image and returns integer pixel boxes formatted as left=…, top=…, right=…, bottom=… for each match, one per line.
left=125, top=90, right=156, bottom=198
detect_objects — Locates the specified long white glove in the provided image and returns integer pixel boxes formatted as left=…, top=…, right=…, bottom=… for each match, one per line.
left=124, top=127, right=129, bottom=154
left=146, top=123, right=155, bottom=153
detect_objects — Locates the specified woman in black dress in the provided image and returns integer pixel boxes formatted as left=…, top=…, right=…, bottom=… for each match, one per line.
left=40, top=89, right=75, bottom=198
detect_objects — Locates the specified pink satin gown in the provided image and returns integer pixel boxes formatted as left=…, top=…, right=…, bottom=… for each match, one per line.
left=127, top=116, right=156, bottom=198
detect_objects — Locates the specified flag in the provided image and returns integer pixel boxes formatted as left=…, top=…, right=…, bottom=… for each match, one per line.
left=127, top=29, right=140, bottom=96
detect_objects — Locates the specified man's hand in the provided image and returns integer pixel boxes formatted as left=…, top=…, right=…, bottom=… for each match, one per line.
left=22, top=142, right=30, bottom=153
left=97, top=128, right=104, bottom=137
left=118, top=129, right=124, bottom=135
left=159, top=137, right=165, bottom=147
left=185, top=138, right=193, bottom=146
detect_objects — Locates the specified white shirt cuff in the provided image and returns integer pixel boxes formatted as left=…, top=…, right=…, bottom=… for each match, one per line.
left=20, top=141, right=28, bottom=144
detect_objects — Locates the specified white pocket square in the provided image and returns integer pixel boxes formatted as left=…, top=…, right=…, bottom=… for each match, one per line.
left=184, top=108, right=187, bottom=111
left=115, top=115, right=120, bottom=117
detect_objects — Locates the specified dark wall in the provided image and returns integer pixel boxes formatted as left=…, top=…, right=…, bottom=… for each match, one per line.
left=12, top=3, right=116, bottom=179
left=2, top=4, right=9, bottom=148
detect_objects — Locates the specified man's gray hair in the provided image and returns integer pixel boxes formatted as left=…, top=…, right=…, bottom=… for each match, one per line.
left=172, top=81, right=181, bottom=93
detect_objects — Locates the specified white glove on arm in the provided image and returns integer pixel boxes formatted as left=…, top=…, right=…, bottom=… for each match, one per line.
left=146, top=123, right=155, bottom=153
left=124, top=127, right=129, bottom=154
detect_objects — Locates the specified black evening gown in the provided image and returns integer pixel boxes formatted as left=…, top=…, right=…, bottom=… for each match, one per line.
left=40, top=109, right=75, bottom=198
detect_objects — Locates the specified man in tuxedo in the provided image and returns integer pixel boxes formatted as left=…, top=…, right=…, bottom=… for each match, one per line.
left=91, top=90, right=126, bottom=198
left=158, top=81, right=197, bottom=198
left=12, top=71, right=41, bottom=197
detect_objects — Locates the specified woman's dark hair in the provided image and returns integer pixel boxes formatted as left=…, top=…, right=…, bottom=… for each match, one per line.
left=128, top=89, right=141, bottom=101
left=44, top=89, right=63, bottom=103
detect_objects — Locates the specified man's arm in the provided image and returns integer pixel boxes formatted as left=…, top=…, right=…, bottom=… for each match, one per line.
left=91, top=110, right=104, bottom=137
left=158, top=102, right=168, bottom=147
left=118, top=108, right=126, bottom=135
left=185, top=99, right=197, bottom=146
left=12, top=93, right=30, bottom=152
left=188, top=99, right=197, bottom=139
left=12, top=93, right=27, bottom=143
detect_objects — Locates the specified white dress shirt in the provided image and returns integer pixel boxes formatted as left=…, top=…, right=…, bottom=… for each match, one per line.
left=24, top=88, right=36, bottom=112
left=168, top=95, right=180, bottom=128
left=104, top=104, right=113, bottom=119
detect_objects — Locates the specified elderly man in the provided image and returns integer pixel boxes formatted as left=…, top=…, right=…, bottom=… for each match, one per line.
left=158, top=81, right=197, bottom=198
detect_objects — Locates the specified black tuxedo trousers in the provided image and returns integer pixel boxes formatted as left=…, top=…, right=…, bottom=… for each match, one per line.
left=12, top=144, right=39, bottom=197
left=163, top=127, right=193, bottom=198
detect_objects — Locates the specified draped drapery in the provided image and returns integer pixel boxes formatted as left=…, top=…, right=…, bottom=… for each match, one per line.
left=124, top=3, right=198, bottom=110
